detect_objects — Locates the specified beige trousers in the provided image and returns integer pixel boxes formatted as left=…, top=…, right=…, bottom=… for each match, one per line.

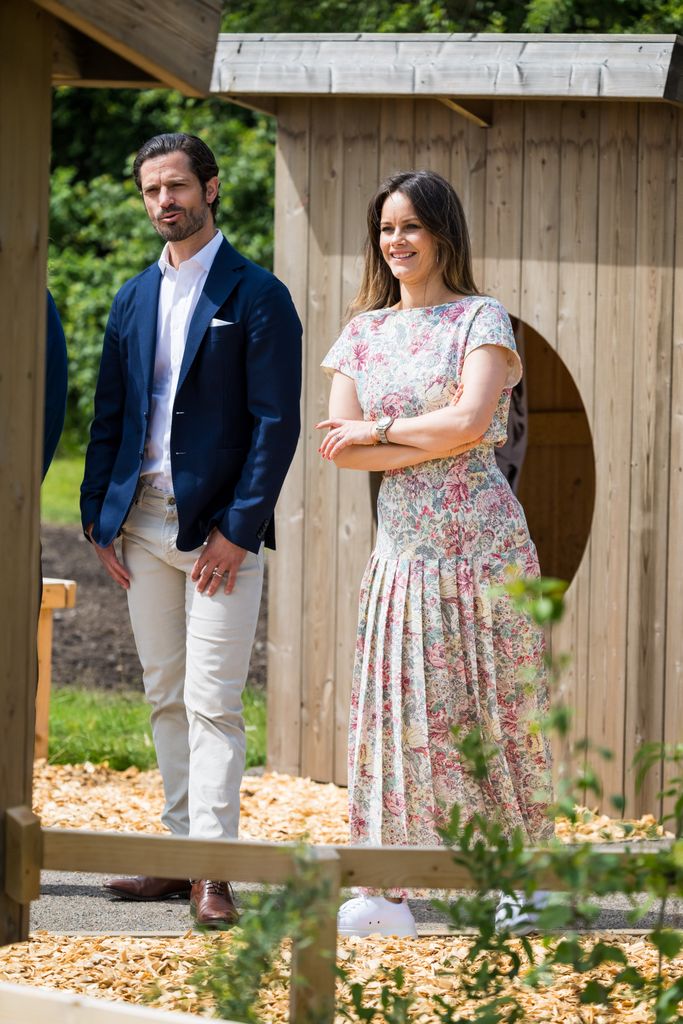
left=121, top=484, right=264, bottom=840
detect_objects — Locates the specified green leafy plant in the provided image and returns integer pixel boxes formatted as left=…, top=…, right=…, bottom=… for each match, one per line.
left=189, top=849, right=338, bottom=1023
left=182, top=576, right=683, bottom=1023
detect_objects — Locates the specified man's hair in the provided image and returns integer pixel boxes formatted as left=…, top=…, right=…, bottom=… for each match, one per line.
left=133, top=133, right=220, bottom=218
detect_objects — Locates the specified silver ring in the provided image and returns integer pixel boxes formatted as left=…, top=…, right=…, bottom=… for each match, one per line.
left=211, top=568, right=225, bottom=577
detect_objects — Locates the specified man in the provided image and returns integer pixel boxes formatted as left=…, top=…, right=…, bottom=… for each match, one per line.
left=44, top=290, right=68, bottom=480
left=81, top=133, right=302, bottom=927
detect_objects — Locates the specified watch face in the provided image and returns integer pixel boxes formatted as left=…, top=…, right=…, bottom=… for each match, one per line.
left=378, top=416, right=392, bottom=429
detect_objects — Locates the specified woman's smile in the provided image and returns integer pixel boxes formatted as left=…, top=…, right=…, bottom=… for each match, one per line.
left=379, top=191, right=438, bottom=287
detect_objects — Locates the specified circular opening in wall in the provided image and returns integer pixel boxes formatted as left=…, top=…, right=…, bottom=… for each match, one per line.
left=502, top=317, right=596, bottom=584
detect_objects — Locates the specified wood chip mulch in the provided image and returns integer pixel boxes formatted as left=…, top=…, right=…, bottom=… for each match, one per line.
left=2, top=931, right=681, bottom=1022
left=0, top=762, right=676, bottom=1021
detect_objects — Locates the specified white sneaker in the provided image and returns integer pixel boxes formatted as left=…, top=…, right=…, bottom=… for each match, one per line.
left=495, top=891, right=550, bottom=934
left=337, top=895, right=418, bottom=938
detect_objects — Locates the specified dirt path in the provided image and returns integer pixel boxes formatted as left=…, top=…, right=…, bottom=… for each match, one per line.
left=40, top=524, right=268, bottom=692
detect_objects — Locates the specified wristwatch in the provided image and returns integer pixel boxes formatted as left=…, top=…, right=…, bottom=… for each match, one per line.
left=375, top=415, right=395, bottom=445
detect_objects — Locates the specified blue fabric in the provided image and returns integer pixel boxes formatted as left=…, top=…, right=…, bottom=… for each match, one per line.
left=43, top=291, right=68, bottom=480
left=81, top=238, right=302, bottom=553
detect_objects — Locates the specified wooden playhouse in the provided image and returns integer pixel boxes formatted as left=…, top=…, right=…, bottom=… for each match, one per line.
left=212, top=34, right=683, bottom=815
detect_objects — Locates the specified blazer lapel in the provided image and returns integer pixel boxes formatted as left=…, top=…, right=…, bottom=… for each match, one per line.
left=177, top=238, right=245, bottom=393
left=135, top=265, right=162, bottom=402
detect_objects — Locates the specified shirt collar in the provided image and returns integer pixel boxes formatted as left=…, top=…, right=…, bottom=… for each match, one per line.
left=157, top=229, right=223, bottom=276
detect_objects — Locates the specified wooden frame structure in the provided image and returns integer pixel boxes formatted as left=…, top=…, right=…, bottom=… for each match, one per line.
left=0, top=0, right=220, bottom=948
left=4, top=804, right=671, bottom=1024
left=210, top=35, right=683, bottom=815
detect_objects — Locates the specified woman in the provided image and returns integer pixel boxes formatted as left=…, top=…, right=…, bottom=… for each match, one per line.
left=318, top=171, right=553, bottom=939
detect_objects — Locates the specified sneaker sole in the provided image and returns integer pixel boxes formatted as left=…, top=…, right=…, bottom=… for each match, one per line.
left=337, top=925, right=418, bottom=938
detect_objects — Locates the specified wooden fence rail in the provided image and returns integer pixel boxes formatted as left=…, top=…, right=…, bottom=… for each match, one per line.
left=3, top=807, right=674, bottom=1024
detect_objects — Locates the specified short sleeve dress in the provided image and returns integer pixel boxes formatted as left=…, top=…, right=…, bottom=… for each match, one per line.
left=322, top=297, right=553, bottom=866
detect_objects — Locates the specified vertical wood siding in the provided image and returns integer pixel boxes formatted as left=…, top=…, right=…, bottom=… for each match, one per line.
left=664, top=108, right=683, bottom=810
left=624, top=104, right=677, bottom=814
left=267, top=99, right=311, bottom=776
left=551, top=102, right=600, bottom=780
left=270, top=97, right=681, bottom=817
left=334, top=101, right=380, bottom=784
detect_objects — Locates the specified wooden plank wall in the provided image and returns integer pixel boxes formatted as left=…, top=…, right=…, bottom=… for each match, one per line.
left=551, top=102, right=600, bottom=791
left=664, top=108, right=683, bottom=812
left=267, top=99, right=311, bottom=776
left=269, top=96, right=681, bottom=815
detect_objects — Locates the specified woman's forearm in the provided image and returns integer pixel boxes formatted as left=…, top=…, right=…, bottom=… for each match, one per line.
left=332, top=438, right=478, bottom=471
left=386, top=405, right=484, bottom=452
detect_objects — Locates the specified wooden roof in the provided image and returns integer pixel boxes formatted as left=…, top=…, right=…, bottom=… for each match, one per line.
left=39, top=0, right=222, bottom=95
left=212, top=34, right=683, bottom=103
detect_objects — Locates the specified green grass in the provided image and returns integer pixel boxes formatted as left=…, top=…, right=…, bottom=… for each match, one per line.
left=48, top=685, right=267, bottom=771
left=42, top=453, right=85, bottom=525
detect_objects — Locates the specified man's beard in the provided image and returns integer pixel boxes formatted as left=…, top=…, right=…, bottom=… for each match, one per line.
left=154, top=205, right=208, bottom=242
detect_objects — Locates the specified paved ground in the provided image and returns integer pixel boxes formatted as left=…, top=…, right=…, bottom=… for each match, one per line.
left=32, top=871, right=683, bottom=936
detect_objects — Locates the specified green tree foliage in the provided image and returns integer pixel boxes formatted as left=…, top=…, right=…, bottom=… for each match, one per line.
left=52, top=0, right=682, bottom=450
left=221, top=0, right=682, bottom=33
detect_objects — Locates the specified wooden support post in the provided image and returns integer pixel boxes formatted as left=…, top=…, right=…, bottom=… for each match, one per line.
left=0, top=0, right=53, bottom=945
left=4, top=808, right=42, bottom=906
left=289, top=847, right=340, bottom=1024
left=35, top=579, right=77, bottom=759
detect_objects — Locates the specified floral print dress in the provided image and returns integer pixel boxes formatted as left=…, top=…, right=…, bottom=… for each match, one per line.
left=322, top=297, right=554, bottom=883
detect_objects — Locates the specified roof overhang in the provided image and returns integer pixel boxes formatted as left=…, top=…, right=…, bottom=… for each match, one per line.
left=37, top=0, right=222, bottom=95
left=211, top=33, right=683, bottom=108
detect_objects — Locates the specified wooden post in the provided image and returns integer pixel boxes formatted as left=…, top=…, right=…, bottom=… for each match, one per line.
left=35, top=579, right=77, bottom=759
left=0, top=0, right=53, bottom=945
left=4, top=808, right=42, bottom=906
left=289, top=847, right=340, bottom=1024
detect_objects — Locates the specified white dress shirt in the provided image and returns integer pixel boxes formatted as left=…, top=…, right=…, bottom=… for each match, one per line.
left=141, top=229, right=224, bottom=492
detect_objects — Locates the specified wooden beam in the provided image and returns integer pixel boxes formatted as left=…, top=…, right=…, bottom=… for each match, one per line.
left=41, top=578, right=77, bottom=610
left=38, top=823, right=673, bottom=893
left=0, top=981, right=207, bottom=1023
left=223, top=95, right=278, bottom=117
left=438, top=97, right=492, bottom=127
left=42, top=826, right=305, bottom=883
left=212, top=34, right=683, bottom=102
left=289, top=848, right=340, bottom=1024
left=34, top=0, right=221, bottom=97
left=53, top=20, right=160, bottom=88
left=0, top=0, right=52, bottom=947
left=35, top=579, right=77, bottom=759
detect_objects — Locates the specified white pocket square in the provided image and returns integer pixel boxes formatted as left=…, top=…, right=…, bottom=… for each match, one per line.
left=210, top=317, right=234, bottom=327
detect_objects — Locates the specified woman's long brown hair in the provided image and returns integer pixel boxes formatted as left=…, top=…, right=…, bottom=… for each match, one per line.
left=349, top=170, right=479, bottom=318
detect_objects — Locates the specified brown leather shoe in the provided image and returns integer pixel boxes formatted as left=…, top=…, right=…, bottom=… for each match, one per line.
left=190, top=880, right=239, bottom=928
left=104, top=875, right=191, bottom=901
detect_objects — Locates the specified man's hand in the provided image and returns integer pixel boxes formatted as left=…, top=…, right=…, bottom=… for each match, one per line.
left=87, top=524, right=131, bottom=590
left=191, top=527, right=247, bottom=596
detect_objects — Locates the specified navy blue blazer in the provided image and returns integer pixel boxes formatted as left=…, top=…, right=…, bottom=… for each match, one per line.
left=81, top=237, right=302, bottom=554
left=44, top=291, right=68, bottom=480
